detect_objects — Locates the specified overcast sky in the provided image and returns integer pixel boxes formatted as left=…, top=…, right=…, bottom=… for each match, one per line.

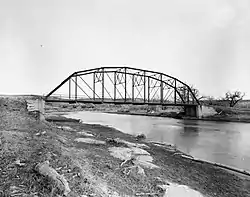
left=0, top=0, right=249, bottom=98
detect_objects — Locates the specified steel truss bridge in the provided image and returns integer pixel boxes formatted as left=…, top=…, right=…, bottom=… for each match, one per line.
left=45, top=67, right=200, bottom=107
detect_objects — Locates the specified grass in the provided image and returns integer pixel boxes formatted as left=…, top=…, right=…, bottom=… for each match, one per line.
left=53, top=120, right=250, bottom=197
left=0, top=97, right=165, bottom=196
left=1, top=97, right=250, bottom=197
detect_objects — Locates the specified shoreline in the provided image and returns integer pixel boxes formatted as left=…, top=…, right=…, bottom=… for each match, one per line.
left=105, top=111, right=250, bottom=123
left=47, top=112, right=250, bottom=179
left=44, top=112, right=250, bottom=196
left=46, top=108, right=250, bottom=124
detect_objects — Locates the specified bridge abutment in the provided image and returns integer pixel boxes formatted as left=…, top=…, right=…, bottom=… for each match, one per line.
left=184, top=105, right=217, bottom=118
left=184, top=105, right=201, bottom=118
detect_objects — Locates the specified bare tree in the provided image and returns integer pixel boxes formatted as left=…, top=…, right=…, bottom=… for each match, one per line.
left=178, top=85, right=204, bottom=103
left=225, top=91, right=245, bottom=107
left=189, top=85, right=204, bottom=101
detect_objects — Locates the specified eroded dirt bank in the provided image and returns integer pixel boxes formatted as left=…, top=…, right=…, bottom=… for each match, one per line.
left=1, top=96, right=250, bottom=197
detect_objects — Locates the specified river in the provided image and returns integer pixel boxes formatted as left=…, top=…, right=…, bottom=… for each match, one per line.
left=64, top=111, right=250, bottom=172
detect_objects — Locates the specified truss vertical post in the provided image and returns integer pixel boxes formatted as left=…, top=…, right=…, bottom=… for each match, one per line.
left=124, top=68, right=127, bottom=102
left=102, top=69, right=104, bottom=102
left=160, top=74, right=163, bottom=104
left=174, top=79, right=176, bottom=104
left=114, top=71, right=116, bottom=102
left=148, top=77, right=150, bottom=103
left=144, top=71, right=146, bottom=104
left=93, top=72, right=95, bottom=100
left=183, top=87, right=186, bottom=103
left=187, top=89, right=190, bottom=104
left=132, top=74, right=134, bottom=102
left=75, top=75, right=77, bottom=101
left=69, top=78, right=71, bottom=99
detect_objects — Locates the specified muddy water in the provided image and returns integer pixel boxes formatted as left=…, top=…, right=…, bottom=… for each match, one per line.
left=64, top=111, right=250, bottom=172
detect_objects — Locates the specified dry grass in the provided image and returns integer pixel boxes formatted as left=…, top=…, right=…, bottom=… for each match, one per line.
left=0, top=97, right=111, bottom=196
left=0, top=97, right=162, bottom=197
left=2, top=97, right=250, bottom=197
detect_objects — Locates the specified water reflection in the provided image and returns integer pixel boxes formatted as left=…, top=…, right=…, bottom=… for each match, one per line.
left=65, top=111, right=250, bottom=172
left=174, top=122, right=200, bottom=154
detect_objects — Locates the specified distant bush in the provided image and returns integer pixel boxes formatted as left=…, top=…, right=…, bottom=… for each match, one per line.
left=62, top=104, right=68, bottom=108
left=81, top=104, right=87, bottom=109
left=214, top=106, right=237, bottom=115
left=135, top=134, right=146, bottom=141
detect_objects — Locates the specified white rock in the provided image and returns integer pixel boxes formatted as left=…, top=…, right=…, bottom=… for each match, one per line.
left=164, top=183, right=204, bottom=197
left=134, top=156, right=159, bottom=169
left=109, top=147, right=133, bottom=160
left=77, top=131, right=94, bottom=137
left=108, top=147, right=159, bottom=169
left=57, top=126, right=75, bottom=131
left=74, top=138, right=105, bottom=145
left=130, top=147, right=150, bottom=155
left=14, top=159, right=25, bottom=166
left=114, top=138, right=149, bottom=149
left=137, top=165, right=146, bottom=176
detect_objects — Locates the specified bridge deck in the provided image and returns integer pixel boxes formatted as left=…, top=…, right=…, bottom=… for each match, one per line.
left=45, top=98, right=198, bottom=107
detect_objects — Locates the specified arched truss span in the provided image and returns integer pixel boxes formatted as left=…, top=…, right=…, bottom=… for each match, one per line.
left=45, top=67, right=200, bottom=106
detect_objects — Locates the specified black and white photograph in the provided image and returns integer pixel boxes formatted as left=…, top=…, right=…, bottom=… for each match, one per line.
left=1, top=0, right=250, bottom=196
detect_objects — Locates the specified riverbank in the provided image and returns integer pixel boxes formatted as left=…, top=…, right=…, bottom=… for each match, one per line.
left=105, top=111, right=250, bottom=123
left=1, top=96, right=250, bottom=196
left=45, top=102, right=250, bottom=123
left=45, top=114, right=250, bottom=196
left=45, top=109, right=250, bottom=197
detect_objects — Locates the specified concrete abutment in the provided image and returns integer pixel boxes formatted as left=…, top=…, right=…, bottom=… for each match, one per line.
left=184, top=105, right=217, bottom=118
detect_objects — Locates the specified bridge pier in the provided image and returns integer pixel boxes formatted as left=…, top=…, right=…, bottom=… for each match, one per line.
left=184, top=105, right=201, bottom=118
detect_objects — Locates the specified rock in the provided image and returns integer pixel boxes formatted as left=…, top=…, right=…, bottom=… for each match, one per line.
left=35, top=161, right=71, bottom=196
left=137, top=165, right=146, bottom=176
left=123, top=165, right=146, bottom=178
left=108, top=147, right=159, bottom=169
left=134, top=157, right=159, bottom=169
left=120, top=157, right=136, bottom=167
left=57, top=126, right=75, bottom=131
left=110, top=138, right=149, bottom=149
left=163, top=183, right=204, bottom=197
left=74, top=138, right=105, bottom=145
left=35, top=131, right=46, bottom=136
left=77, top=131, right=94, bottom=137
left=14, top=159, right=25, bottom=166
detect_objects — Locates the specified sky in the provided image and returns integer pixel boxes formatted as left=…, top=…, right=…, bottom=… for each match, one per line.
left=0, top=0, right=249, bottom=98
